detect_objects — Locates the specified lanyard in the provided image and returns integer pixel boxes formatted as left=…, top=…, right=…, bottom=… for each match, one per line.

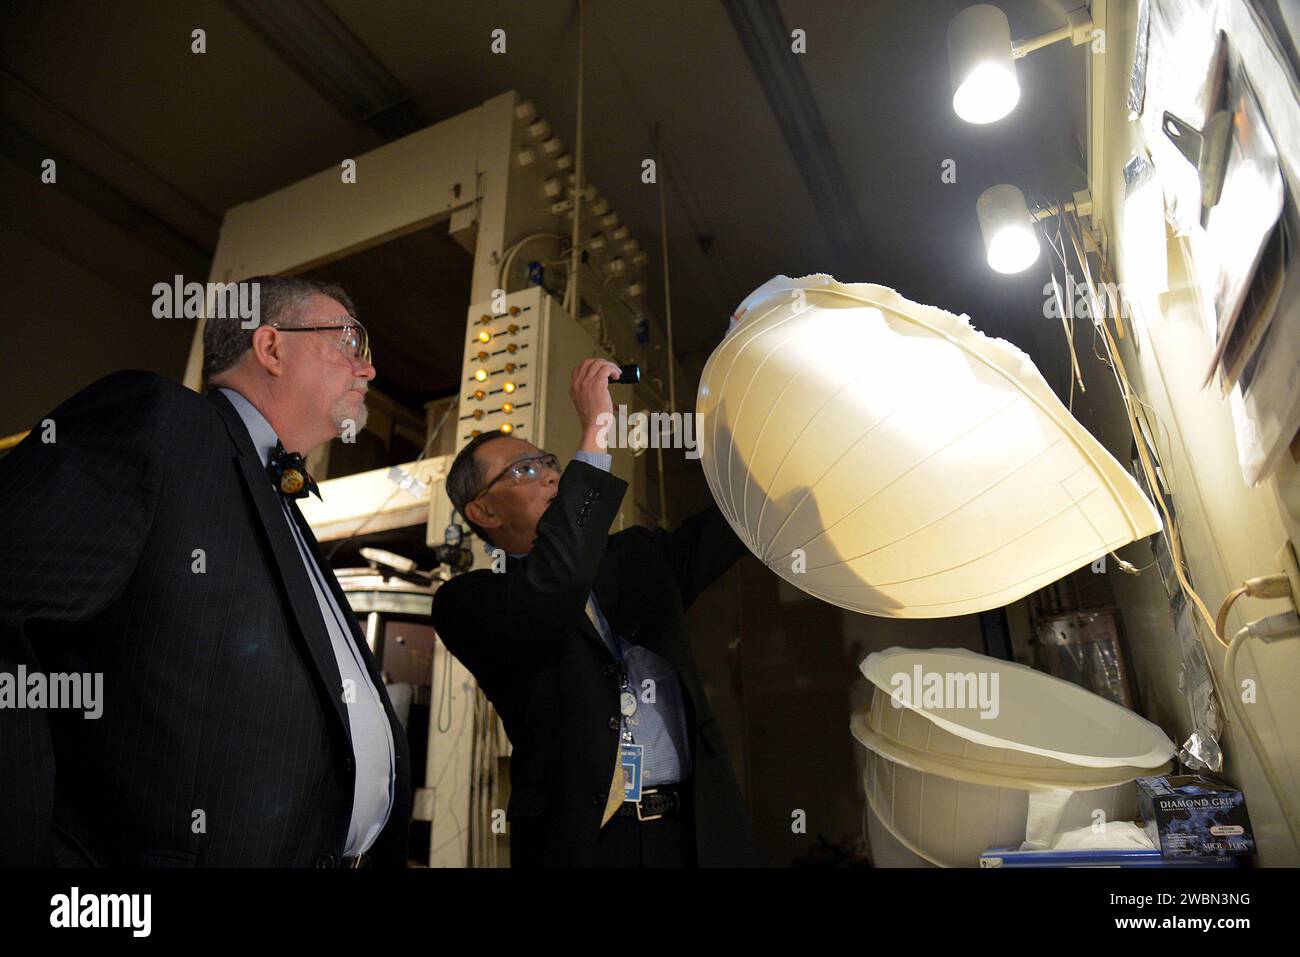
left=590, top=593, right=636, bottom=744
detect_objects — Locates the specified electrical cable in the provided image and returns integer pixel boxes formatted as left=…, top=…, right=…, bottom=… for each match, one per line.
left=1054, top=206, right=1232, bottom=725
left=1216, top=586, right=1250, bottom=647
left=499, top=232, right=567, bottom=292
left=1215, top=575, right=1294, bottom=647
left=569, top=0, right=586, bottom=322
left=434, top=629, right=454, bottom=734
left=1225, top=611, right=1300, bottom=850
left=1030, top=195, right=1085, bottom=407
left=653, top=121, right=676, bottom=528
left=653, top=121, right=677, bottom=418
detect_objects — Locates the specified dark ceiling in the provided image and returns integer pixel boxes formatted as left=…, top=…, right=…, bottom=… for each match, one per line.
left=1, top=0, right=1093, bottom=401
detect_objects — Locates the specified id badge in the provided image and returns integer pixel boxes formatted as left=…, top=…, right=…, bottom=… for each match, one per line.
left=620, top=743, right=644, bottom=803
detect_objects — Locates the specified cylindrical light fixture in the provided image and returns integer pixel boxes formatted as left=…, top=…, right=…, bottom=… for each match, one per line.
left=948, top=4, right=1019, bottom=124
left=976, top=184, right=1039, bottom=273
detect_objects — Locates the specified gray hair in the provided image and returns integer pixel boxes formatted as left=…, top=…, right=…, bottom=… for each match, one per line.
left=201, top=275, right=356, bottom=384
left=446, top=429, right=514, bottom=545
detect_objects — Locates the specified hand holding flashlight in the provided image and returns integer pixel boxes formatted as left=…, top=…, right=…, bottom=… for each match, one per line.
left=571, top=358, right=621, bottom=452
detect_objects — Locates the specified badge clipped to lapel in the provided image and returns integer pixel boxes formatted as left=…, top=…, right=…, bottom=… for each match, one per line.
left=268, top=441, right=321, bottom=501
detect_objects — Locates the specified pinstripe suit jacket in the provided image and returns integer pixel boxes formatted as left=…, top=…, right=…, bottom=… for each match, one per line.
left=0, top=371, right=411, bottom=867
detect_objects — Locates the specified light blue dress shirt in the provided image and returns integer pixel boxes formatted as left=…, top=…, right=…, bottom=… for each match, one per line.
left=510, top=450, right=691, bottom=786
left=219, top=388, right=395, bottom=856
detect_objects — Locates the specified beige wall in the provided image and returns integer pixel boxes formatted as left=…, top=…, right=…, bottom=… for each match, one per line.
left=1076, top=0, right=1300, bottom=866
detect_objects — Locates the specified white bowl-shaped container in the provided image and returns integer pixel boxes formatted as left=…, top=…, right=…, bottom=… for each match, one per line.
left=852, top=648, right=1175, bottom=867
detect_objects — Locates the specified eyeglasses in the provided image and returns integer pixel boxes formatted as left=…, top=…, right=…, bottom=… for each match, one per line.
left=271, top=320, right=371, bottom=363
left=471, top=452, right=560, bottom=502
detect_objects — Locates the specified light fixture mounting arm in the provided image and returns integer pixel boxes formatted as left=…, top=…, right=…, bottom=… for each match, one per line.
left=1012, top=8, right=1094, bottom=59
left=1030, top=189, right=1095, bottom=223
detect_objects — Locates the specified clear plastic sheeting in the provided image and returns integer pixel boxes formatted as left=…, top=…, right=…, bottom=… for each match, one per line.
left=698, top=275, right=1162, bottom=618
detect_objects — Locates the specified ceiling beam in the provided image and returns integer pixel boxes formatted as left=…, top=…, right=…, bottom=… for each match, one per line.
left=0, top=116, right=213, bottom=279
left=723, top=0, right=872, bottom=274
left=225, top=0, right=424, bottom=141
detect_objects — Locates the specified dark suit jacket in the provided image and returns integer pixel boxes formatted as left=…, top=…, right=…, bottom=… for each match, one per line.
left=0, top=371, right=411, bottom=867
left=431, top=458, right=756, bottom=866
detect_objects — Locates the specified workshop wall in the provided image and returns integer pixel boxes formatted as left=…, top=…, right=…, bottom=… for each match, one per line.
left=1073, top=0, right=1300, bottom=866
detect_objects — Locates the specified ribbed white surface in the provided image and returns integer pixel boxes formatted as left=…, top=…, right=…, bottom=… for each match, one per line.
left=859, top=647, right=1175, bottom=769
left=698, top=275, right=1162, bottom=618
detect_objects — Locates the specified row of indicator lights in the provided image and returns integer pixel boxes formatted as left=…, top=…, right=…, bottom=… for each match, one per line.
left=472, top=369, right=525, bottom=391
left=475, top=323, right=523, bottom=343
left=473, top=341, right=523, bottom=361
left=464, top=401, right=522, bottom=420
left=469, top=422, right=519, bottom=438
left=471, top=391, right=518, bottom=407
left=472, top=374, right=519, bottom=393
left=476, top=306, right=524, bottom=323
left=472, top=361, right=522, bottom=379
left=468, top=382, right=524, bottom=398
left=461, top=399, right=530, bottom=422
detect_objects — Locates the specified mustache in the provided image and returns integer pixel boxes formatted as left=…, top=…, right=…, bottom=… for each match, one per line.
left=344, top=380, right=369, bottom=395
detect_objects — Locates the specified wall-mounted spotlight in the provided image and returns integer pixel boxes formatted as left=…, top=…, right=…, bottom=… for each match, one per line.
left=948, top=4, right=1093, bottom=124
left=976, top=184, right=1093, bottom=274
left=977, top=185, right=1038, bottom=273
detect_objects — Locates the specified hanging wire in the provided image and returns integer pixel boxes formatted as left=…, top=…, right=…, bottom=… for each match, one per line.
left=1052, top=204, right=1228, bottom=726
left=1029, top=191, right=1085, bottom=408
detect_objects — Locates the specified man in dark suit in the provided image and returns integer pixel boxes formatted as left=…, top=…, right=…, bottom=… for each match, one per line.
left=433, top=358, right=756, bottom=867
left=0, top=276, right=410, bottom=867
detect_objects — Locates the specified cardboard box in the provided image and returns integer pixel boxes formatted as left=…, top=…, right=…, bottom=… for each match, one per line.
left=1137, top=775, right=1254, bottom=858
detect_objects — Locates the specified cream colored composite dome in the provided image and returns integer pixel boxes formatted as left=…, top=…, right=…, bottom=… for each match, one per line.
left=697, top=274, right=1161, bottom=618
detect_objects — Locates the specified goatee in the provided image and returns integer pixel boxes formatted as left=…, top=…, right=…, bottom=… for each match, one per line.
left=331, top=388, right=368, bottom=435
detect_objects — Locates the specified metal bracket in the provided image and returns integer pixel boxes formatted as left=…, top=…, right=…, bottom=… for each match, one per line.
left=1161, top=109, right=1232, bottom=211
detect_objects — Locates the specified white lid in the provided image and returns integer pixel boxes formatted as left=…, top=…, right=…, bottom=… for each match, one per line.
left=860, top=647, right=1175, bottom=769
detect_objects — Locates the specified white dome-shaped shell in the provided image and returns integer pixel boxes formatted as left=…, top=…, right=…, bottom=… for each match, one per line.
left=698, top=274, right=1161, bottom=618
